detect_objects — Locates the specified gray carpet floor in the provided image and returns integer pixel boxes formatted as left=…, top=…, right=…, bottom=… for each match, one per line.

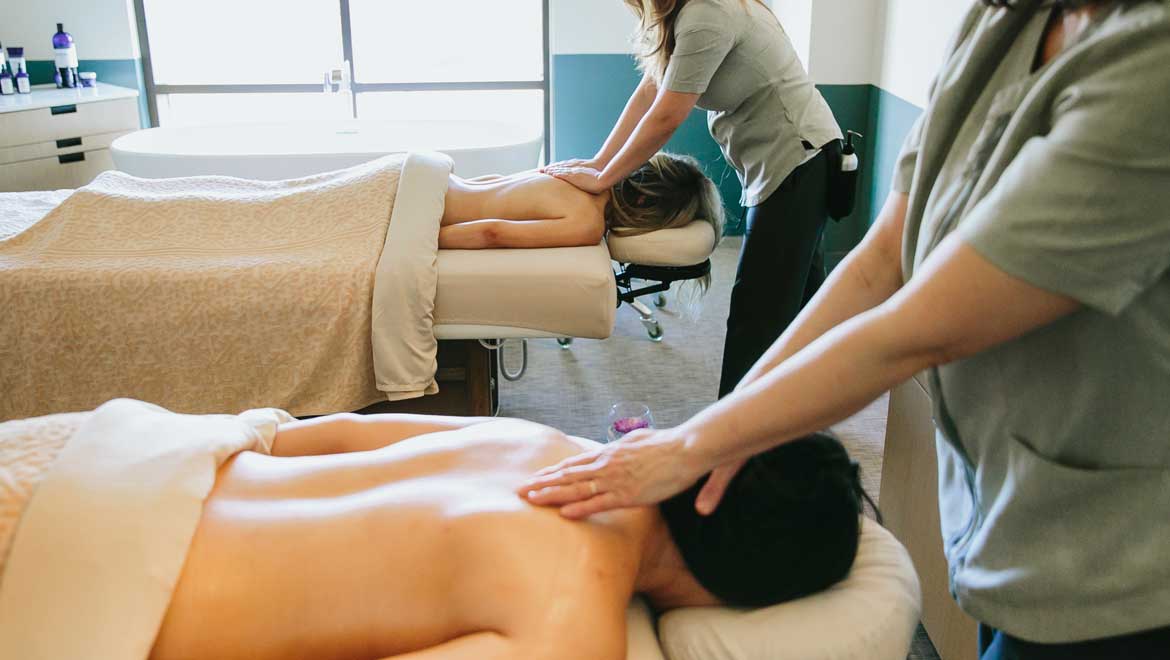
left=496, top=237, right=941, bottom=660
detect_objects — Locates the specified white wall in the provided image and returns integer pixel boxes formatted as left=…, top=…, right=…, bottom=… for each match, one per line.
left=550, top=0, right=638, bottom=54
left=806, top=0, right=885, bottom=85
left=877, top=0, right=971, bottom=106
left=0, top=0, right=139, bottom=60
left=771, top=0, right=813, bottom=70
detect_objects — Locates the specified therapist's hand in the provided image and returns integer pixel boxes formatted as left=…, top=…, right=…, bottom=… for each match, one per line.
left=693, top=458, right=747, bottom=515
left=518, top=428, right=711, bottom=519
left=542, top=164, right=612, bottom=195
left=541, top=157, right=600, bottom=173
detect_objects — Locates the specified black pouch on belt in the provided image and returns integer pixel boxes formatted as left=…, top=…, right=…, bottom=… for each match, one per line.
left=823, top=130, right=863, bottom=221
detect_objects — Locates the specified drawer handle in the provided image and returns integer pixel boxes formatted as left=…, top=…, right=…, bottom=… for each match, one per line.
left=50, top=104, right=79, bottom=116
left=58, top=152, right=86, bottom=165
left=56, top=137, right=84, bottom=149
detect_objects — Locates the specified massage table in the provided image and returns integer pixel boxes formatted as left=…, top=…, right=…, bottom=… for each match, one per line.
left=624, top=517, right=922, bottom=660
left=431, top=221, right=719, bottom=412
left=0, top=188, right=720, bottom=420
left=435, top=219, right=718, bottom=342
left=1, top=401, right=919, bottom=660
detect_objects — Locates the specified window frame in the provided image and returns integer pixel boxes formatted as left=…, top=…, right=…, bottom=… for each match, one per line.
left=132, top=0, right=552, bottom=159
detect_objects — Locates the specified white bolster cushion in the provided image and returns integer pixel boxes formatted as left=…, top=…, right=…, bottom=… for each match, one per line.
left=607, top=221, right=718, bottom=267
left=658, top=518, right=922, bottom=660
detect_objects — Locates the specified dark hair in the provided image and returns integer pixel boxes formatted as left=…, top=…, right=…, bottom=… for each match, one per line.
left=658, top=433, right=875, bottom=608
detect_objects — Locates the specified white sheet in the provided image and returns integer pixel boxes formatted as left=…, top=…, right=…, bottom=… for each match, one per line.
left=0, top=399, right=290, bottom=660
left=371, top=151, right=453, bottom=401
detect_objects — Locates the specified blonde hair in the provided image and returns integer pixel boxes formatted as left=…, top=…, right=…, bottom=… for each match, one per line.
left=624, top=0, right=769, bottom=81
left=605, top=152, right=725, bottom=292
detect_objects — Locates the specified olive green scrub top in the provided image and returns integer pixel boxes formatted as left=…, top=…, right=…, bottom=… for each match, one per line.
left=893, top=0, right=1170, bottom=643
left=662, top=0, right=842, bottom=207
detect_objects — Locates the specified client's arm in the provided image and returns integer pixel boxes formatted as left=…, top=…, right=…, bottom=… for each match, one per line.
left=378, top=609, right=624, bottom=659
left=376, top=631, right=514, bottom=660
left=438, top=217, right=604, bottom=250
left=272, top=413, right=493, bottom=457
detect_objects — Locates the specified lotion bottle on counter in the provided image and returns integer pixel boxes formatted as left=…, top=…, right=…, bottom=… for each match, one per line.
left=15, top=63, right=31, bottom=94
left=0, top=66, right=13, bottom=96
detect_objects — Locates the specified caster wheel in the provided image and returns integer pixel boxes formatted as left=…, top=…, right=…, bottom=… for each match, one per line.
left=654, top=293, right=667, bottom=308
left=647, top=324, right=664, bottom=343
left=557, top=337, right=574, bottom=349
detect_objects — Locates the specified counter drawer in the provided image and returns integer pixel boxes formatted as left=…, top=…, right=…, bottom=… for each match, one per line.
left=0, top=130, right=134, bottom=167
left=0, top=148, right=116, bottom=193
left=0, top=97, right=140, bottom=150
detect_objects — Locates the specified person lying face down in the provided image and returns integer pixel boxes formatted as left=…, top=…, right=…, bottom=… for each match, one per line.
left=150, top=415, right=863, bottom=660
left=439, top=151, right=726, bottom=250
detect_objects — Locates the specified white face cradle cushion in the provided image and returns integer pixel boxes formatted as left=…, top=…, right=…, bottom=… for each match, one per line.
left=607, top=221, right=719, bottom=267
left=626, top=517, right=922, bottom=660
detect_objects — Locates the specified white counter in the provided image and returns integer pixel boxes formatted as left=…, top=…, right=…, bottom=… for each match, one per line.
left=0, top=82, right=139, bottom=114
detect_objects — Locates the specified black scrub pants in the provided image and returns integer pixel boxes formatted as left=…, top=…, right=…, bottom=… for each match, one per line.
left=979, top=623, right=1170, bottom=660
left=718, top=149, right=830, bottom=398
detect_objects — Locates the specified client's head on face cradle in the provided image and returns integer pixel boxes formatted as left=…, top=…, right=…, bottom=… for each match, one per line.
left=636, top=433, right=865, bottom=612
left=605, top=152, right=726, bottom=240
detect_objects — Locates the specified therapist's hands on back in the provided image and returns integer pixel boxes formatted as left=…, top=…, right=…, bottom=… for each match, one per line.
left=519, top=425, right=748, bottom=519
left=519, top=427, right=714, bottom=519
left=541, top=162, right=611, bottom=195
left=541, top=158, right=601, bottom=172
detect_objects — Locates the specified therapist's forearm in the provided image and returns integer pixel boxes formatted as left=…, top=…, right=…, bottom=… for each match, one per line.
left=683, top=233, right=1080, bottom=469
left=737, top=193, right=909, bottom=389
left=593, top=76, right=657, bottom=168
left=682, top=305, right=929, bottom=468
left=598, top=113, right=681, bottom=187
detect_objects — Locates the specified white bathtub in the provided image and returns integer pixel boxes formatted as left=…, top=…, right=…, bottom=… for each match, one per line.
left=111, top=119, right=543, bottom=180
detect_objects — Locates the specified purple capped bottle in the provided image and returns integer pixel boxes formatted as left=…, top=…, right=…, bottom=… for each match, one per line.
left=52, top=23, right=79, bottom=89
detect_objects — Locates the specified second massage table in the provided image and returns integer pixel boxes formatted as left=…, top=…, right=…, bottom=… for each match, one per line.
left=0, top=189, right=719, bottom=420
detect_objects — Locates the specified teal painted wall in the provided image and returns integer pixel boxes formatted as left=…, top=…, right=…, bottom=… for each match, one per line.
left=868, top=87, right=923, bottom=225
left=25, top=58, right=150, bottom=128
left=552, top=54, right=924, bottom=263
left=821, top=85, right=923, bottom=264
left=817, top=84, right=873, bottom=265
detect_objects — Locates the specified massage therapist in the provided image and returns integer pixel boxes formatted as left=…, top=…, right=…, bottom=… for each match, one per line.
left=543, top=0, right=843, bottom=398
left=525, top=1, right=1170, bottom=658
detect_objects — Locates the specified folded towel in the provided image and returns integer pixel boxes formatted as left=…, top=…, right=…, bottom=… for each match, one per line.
left=0, top=399, right=291, bottom=660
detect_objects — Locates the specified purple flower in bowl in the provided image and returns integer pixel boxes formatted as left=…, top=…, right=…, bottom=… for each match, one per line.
left=613, top=416, right=650, bottom=434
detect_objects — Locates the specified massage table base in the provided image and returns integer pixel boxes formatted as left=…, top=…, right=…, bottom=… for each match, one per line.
left=357, top=340, right=499, bottom=417
left=616, top=260, right=712, bottom=342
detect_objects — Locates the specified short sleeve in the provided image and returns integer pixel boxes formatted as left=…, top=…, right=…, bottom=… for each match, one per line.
left=662, top=19, right=734, bottom=95
left=958, top=34, right=1170, bottom=315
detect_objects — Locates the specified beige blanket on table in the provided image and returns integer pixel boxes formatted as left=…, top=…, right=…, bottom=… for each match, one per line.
left=0, top=399, right=291, bottom=660
left=0, top=153, right=452, bottom=422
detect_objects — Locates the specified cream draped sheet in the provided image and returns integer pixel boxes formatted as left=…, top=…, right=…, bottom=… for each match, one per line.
left=0, top=398, right=292, bottom=660
left=0, top=153, right=453, bottom=421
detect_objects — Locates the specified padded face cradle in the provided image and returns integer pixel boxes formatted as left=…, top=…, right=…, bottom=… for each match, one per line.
left=607, top=221, right=719, bottom=267
left=632, top=518, right=921, bottom=660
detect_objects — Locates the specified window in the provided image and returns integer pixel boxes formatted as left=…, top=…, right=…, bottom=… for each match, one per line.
left=135, top=0, right=549, bottom=153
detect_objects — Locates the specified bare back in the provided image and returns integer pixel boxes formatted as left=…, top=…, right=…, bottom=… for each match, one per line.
left=443, top=172, right=607, bottom=226
left=151, top=420, right=641, bottom=660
